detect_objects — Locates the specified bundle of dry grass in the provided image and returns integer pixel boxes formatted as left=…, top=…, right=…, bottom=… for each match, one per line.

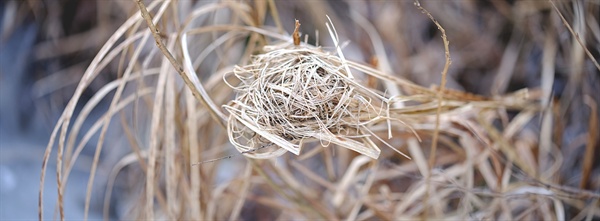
left=35, top=0, right=599, bottom=220
left=225, top=40, right=396, bottom=159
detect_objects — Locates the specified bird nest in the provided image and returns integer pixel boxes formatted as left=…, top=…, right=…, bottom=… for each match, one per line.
left=223, top=44, right=395, bottom=159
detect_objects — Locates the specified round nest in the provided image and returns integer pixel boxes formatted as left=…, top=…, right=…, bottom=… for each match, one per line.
left=224, top=44, right=386, bottom=159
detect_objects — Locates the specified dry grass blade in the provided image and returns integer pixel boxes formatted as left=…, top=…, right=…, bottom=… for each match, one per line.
left=581, top=95, right=597, bottom=190
left=38, top=1, right=161, bottom=219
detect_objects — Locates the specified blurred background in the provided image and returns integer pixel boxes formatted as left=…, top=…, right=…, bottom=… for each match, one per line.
left=1, top=0, right=128, bottom=219
left=1, top=0, right=599, bottom=220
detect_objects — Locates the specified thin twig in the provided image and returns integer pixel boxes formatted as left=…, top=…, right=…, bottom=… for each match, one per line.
left=549, top=0, right=600, bottom=72
left=134, top=0, right=227, bottom=128
left=293, top=19, right=301, bottom=46
left=414, top=1, right=452, bottom=219
left=414, top=0, right=451, bottom=172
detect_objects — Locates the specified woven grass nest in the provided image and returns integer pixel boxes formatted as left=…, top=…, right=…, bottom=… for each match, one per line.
left=221, top=19, right=526, bottom=160
left=224, top=42, right=396, bottom=159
